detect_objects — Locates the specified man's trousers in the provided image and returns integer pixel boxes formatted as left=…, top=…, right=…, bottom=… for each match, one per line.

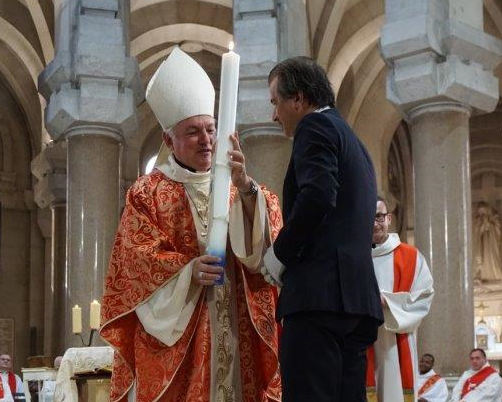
left=280, top=311, right=379, bottom=402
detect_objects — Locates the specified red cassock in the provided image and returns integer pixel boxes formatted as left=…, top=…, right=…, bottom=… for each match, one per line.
left=100, top=171, right=283, bottom=402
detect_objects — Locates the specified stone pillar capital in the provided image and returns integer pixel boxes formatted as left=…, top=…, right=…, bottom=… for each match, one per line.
left=236, top=0, right=275, bottom=18
left=408, top=101, right=472, bottom=122
left=31, top=142, right=67, bottom=209
left=33, top=174, right=67, bottom=209
left=381, top=0, right=502, bottom=116
left=66, top=125, right=123, bottom=142
left=38, top=0, right=144, bottom=142
left=31, top=142, right=67, bottom=180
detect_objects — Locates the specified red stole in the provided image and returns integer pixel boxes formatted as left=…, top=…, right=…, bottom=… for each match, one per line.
left=0, top=372, right=17, bottom=399
left=366, top=242, right=418, bottom=397
left=418, top=373, right=441, bottom=396
left=461, top=366, right=497, bottom=398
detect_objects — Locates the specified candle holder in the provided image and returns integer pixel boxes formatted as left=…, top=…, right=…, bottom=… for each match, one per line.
left=75, top=329, right=97, bottom=347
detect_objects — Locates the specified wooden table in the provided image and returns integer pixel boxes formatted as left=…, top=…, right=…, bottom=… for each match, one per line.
left=71, top=370, right=111, bottom=402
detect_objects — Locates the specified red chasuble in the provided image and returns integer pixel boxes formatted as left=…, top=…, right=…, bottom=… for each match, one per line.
left=461, top=366, right=498, bottom=399
left=100, top=171, right=283, bottom=402
left=0, top=372, right=17, bottom=399
left=366, top=242, right=418, bottom=401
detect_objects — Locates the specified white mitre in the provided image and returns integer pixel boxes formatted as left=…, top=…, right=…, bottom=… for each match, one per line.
left=145, top=47, right=215, bottom=166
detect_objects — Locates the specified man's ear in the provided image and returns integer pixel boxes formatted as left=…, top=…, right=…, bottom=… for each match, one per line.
left=163, top=130, right=173, bottom=149
left=293, top=91, right=305, bottom=110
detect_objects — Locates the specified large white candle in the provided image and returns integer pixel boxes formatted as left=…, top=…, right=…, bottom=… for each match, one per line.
left=72, top=305, right=82, bottom=334
left=89, top=300, right=101, bottom=330
left=207, top=42, right=240, bottom=285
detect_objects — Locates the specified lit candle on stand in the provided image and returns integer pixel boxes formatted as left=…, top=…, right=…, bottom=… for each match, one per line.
left=72, top=305, right=82, bottom=334
left=207, top=41, right=240, bottom=285
left=89, top=300, right=101, bottom=330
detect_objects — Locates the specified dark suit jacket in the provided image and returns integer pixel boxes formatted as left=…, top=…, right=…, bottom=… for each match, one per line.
left=274, top=108, right=384, bottom=322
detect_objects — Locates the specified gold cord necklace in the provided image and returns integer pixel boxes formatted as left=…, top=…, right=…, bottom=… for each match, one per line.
left=184, top=186, right=210, bottom=231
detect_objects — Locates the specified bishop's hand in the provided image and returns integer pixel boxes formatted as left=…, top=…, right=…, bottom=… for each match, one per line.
left=192, top=255, right=224, bottom=286
left=228, top=132, right=251, bottom=192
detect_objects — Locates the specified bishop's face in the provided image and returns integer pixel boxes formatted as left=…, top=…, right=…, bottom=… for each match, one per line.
left=164, top=115, right=216, bottom=172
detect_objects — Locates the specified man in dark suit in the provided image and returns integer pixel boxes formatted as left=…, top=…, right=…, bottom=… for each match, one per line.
left=262, top=56, right=384, bottom=402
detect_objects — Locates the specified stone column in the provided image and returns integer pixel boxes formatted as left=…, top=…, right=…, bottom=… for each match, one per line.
left=276, top=0, right=311, bottom=60
left=234, top=0, right=309, bottom=199
left=381, top=0, right=502, bottom=376
left=66, top=130, right=121, bottom=306
left=38, top=0, right=143, bottom=348
left=410, top=104, right=473, bottom=374
left=32, top=141, right=67, bottom=357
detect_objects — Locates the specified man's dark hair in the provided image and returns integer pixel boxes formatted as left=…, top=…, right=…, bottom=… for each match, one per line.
left=268, top=56, right=335, bottom=108
left=377, top=195, right=389, bottom=212
left=470, top=348, right=487, bottom=358
left=422, top=353, right=435, bottom=364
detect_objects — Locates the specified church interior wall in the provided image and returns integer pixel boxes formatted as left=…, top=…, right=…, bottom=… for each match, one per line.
left=0, top=0, right=500, bottom=375
left=387, top=122, right=414, bottom=244
left=28, top=208, right=45, bottom=358
left=1, top=208, right=31, bottom=373
left=0, top=0, right=46, bottom=63
left=471, top=105, right=502, bottom=349
left=0, top=76, right=45, bottom=373
left=350, top=69, right=401, bottom=191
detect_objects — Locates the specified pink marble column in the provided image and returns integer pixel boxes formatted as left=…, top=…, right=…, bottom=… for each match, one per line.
left=64, top=129, right=122, bottom=347
left=411, top=102, right=474, bottom=376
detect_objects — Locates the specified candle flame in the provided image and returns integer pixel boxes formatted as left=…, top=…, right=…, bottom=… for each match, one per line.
left=229, top=41, right=234, bottom=51
left=92, top=299, right=98, bottom=304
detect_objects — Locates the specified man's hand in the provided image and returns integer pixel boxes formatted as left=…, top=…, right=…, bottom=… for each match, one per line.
left=381, top=294, right=388, bottom=307
left=418, top=398, right=428, bottom=402
left=192, top=255, right=224, bottom=286
left=228, top=132, right=251, bottom=192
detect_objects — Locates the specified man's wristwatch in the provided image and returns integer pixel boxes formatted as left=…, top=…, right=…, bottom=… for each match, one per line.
left=239, top=179, right=258, bottom=196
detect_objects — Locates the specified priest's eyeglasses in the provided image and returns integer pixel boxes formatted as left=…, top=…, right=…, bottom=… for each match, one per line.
left=375, top=213, right=389, bottom=222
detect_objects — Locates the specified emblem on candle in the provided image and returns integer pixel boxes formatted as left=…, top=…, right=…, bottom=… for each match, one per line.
left=90, top=300, right=101, bottom=330
left=72, top=305, right=82, bottom=334
left=206, top=41, right=240, bottom=285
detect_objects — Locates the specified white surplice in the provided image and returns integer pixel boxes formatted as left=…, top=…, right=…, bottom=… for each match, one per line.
left=417, top=369, right=448, bottom=402
left=372, top=233, right=434, bottom=402
left=449, top=363, right=502, bottom=402
left=0, top=372, right=23, bottom=402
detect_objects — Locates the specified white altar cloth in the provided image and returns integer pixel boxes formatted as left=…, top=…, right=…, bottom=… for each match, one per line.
left=54, top=347, right=113, bottom=402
